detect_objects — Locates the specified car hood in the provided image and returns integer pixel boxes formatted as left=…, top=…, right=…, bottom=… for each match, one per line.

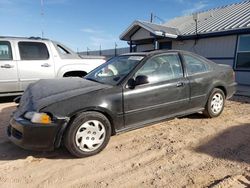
left=14, top=78, right=110, bottom=118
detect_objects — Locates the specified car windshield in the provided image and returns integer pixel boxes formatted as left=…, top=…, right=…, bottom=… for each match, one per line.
left=85, top=55, right=145, bottom=85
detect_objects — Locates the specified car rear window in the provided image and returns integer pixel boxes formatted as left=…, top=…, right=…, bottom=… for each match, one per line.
left=18, top=42, right=49, bottom=60
left=183, top=54, right=209, bottom=75
left=0, top=41, right=12, bottom=60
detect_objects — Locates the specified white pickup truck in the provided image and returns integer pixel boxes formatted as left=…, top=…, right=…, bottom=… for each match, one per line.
left=0, top=36, right=106, bottom=96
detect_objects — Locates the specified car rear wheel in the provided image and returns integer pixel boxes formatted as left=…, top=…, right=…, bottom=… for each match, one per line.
left=64, top=111, right=111, bottom=158
left=203, top=88, right=225, bottom=118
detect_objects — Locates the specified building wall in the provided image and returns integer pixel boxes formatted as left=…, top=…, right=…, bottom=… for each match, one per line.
left=172, top=35, right=237, bottom=58
left=131, top=28, right=154, bottom=41
left=135, top=35, right=249, bottom=85
left=172, top=35, right=236, bottom=78
left=136, top=44, right=154, bottom=52
left=171, top=35, right=250, bottom=85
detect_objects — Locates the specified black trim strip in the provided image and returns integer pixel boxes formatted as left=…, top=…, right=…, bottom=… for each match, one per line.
left=179, top=29, right=250, bottom=40
left=125, top=98, right=189, bottom=115
left=207, top=57, right=234, bottom=60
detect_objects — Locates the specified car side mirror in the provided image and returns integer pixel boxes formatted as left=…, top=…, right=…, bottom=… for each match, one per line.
left=127, top=78, right=136, bottom=89
left=135, top=75, right=149, bottom=86
left=127, top=75, right=149, bottom=89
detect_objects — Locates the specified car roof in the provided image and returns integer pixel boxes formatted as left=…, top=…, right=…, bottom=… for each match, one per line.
left=0, top=36, right=50, bottom=42
left=121, top=50, right=191, bottom=57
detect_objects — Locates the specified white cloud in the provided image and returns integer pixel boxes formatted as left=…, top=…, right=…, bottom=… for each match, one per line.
left=157, top=0, right=208, bottom=15
left=0, top=0, right=12, bottom=5
left=79, top=27, right=120, bottom=50
left=80, top=28, right=103, bottom=34
left=43, top=0, right=69, bottom=5
left=0, top=0, right=28, bottom=14
left=182, top=1, right=208, bottom=15
left=158, top=0, right=184, bottom=3
left=175, top=0, right=185, bottom=3
left=89, top=35, right=117, bottom=49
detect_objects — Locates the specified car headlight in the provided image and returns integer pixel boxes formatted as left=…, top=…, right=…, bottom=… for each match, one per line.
left=24, top=112, right=52, bottom=124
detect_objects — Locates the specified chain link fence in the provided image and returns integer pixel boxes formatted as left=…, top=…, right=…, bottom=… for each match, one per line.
left=79, top=47, right=130, bottom=58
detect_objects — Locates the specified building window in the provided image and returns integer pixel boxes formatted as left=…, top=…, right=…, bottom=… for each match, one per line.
left=159, top=42, right=172, bottom=50
left=18, top=42, right=49, bottom=60
left=236, top=35, right=250, bottom=70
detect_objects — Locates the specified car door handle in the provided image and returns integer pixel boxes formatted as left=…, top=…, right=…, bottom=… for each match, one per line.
left=41, top=63, right=51, bottom=67
left=176, top=82, right=184, bottom=87
left=0, top=64, right=13, bottom=68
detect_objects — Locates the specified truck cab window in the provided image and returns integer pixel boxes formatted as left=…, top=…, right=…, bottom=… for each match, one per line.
left=0, top=41, right=12, bottom=60
left=18, top=42, right=49, bottom=60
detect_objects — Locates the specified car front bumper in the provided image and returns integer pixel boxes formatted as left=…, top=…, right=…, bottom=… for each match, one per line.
left=7, top=117, right=67, bottom=151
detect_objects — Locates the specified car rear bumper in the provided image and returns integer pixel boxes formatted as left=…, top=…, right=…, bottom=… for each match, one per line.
left=226, top=82, right=237, bottom=99
left=7, top=117, right=66, bottom=151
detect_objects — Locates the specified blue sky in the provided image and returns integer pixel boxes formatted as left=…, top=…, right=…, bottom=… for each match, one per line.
left=0, top=0, right=242, bottom=52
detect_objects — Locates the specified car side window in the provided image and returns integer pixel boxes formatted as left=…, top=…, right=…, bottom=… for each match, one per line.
left=135, top=54, right=183, bottom=84
left=183, top=54, right=209, bottom=75
left=18, top=42, right=49, bottom=60
left=0, top=41, right=12, bottom=60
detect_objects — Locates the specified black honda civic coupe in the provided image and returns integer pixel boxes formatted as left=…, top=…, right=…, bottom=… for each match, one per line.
left=8, top=50, right=236, bottom=157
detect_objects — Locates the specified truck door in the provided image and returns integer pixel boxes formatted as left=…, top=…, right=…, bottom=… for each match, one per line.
left=0, top=40, right=19, bottom=93
left=16, top=41, right=55, bottom=90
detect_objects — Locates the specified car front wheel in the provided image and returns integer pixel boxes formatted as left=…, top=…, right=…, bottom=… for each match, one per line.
left=203, top=88, right=225, bottom=118
left=64, top=111, right=111, bottom=158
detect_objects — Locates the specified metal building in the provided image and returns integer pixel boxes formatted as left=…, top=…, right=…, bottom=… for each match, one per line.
left=120, top=1, right=250, bottom=85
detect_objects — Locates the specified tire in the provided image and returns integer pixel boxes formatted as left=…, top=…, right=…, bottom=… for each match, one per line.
left=203, top=88, right=225, bottom=118
left=64, top=111, right=111, bottom=158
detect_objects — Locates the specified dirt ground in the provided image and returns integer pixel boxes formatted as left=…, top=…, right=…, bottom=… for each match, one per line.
left=0, top=96, right=249, bottom=188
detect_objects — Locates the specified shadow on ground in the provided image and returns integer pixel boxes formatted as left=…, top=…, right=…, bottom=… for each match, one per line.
left=230, top=96, right=250, bottom=104
left=195, top=124, right=250, bottom=164
left=0, top=141, right=73, bottom=161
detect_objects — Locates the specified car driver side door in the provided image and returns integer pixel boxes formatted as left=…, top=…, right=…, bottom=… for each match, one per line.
left=0, top=40, right=19, bottom=93
left=123, top=53, right=190, bottom=128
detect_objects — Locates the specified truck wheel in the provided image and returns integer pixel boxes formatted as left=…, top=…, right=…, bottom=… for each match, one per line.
left=203, top=88, right=225, bottom=118
left=64, top=111, right=111, bottom=158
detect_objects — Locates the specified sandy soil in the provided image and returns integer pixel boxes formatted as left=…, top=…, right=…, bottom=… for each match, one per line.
left=0, top=96, right=249, bottom=188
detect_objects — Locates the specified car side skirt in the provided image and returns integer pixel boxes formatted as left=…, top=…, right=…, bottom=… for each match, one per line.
left=115, top=107, right=205, bottom=134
